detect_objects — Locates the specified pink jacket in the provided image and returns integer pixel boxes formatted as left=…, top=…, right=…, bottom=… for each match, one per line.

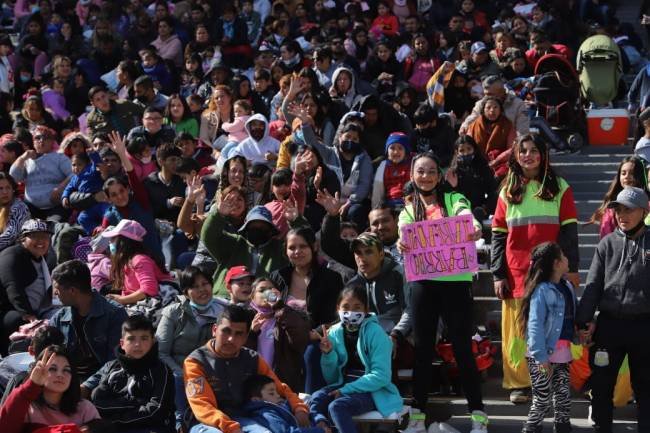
left=151, top=34, right=184, bottom=68
left=264, top=172, right=306, bottom=238
left=127, top=153, right=158, bottom=183
left=122, top=254, right=172, bottom=297
left=222, top=115, right=250, bottom=143
left=88, top=253, right=112, bottom=290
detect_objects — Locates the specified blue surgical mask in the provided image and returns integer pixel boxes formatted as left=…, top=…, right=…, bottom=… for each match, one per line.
left=294, top=129, right=305, bottom=144
left=109, top=243, right=117, bottom=255
left=190, top=299, right=213, bottom=309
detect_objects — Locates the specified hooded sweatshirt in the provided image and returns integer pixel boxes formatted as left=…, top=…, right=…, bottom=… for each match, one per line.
left=329, top=67, right=362, bottom=109
left=576, top=227, right=650, bottom=325
left=234, top=114, right=280, bottom=167
left=346, top=257, right=411, bottom=337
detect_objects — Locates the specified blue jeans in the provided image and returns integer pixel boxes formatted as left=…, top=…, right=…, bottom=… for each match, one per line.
left=174, top=371, right=189, bottom=429
left=304, top=342, right=325, bottom=394
left=309, top=385, right=376, bottom=433
left=161, top=228, right=189, bottom=269
left=190, top=417, right=272, bottom=433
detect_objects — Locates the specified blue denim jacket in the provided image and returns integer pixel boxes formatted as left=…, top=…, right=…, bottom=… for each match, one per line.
left=50, top=291, right=127, bottom=374
left=526, top=280, right=577, bottom=363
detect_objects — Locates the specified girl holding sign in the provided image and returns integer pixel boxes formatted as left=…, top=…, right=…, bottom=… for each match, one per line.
left=397, top=151, right=489, bottom=433
left=490, top=134, right=579, bottom=404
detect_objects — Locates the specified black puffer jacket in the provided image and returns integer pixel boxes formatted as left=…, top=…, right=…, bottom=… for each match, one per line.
left=91, top=343, right=175, bottom=432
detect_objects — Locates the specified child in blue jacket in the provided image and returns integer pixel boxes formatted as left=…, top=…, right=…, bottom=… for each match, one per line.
left=519, top=242, right=576, bottom=433
left=309, top=285, right=403, bottom=433
left=242, top=374, right=324, bottom=433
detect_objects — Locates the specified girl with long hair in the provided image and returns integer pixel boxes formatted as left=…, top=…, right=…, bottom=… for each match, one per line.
left=398, top=151, right=488, bottom=431
left=165, top=93, right=199, bottom=138
left=102, top=219, right=172, bottom=305
left=518, top=242, right=574, bottom=433
left=199, top=85, right=234, bottom=149
left=0, top=345, right=100, bottom=433
left=270, top=226, right=343, bottom=393
left=590, top=156, right=649, bottom=238
left=491, top=134, right=578, bottom=404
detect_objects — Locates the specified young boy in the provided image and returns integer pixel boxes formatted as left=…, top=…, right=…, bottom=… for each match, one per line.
left=224, top=265, right=255, bottom=305
left=371, top=132, right=411, bottom=209
left=91, top=315, right=175, bottom=433
left=62, top=148, right=117, bottom=234
left=339, top=221, right=359, bottom=241
left=264, top=166, right=307, bottom=238
left=176, top=132, right=214, bottom=168
left=243, top=374, right=326, bottom=433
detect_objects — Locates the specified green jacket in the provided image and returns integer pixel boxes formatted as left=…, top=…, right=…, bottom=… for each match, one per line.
left=201, top=211, right=293, bottom=297
left=398, top=191, right=480, bottom=282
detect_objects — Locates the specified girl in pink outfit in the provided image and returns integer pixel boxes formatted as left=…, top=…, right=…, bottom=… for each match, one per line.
left=101, top=219, right=172, bottom=306
left=222, top=99, right=252, bottom=143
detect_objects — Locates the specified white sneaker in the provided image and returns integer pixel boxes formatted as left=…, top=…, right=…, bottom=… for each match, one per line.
left=469, top=410, right=488, bottom=433
left=402, top=408, right=426, bottom=433
left=438, top=422, right=461, bottom=433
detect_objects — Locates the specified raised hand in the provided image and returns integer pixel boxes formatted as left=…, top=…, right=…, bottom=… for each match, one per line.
left=283, top=197, right=299, bottom=222
left=218, top=192, right=239, bottom=217
left=294, top=151, right=312, bottom=176
left=30, top=349, right=55, bottom=386
left=288, top=75, right=307, bottom=97
left=313, top=166, right=323, bottom=190
left=319, top=324, right=332, bottom=354
left=315, top=189, right=341, bottom=217
left=107, top=131, right=127, bottom=155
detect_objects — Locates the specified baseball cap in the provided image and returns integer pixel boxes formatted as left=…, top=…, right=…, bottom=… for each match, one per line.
left=607, top=187, right=650, bottom=211
left=225, top=265, right=253, bottom=285
left=239, top=206, right=279, bottom=235
left=101, top=219, right=147, bottom=242
left=351, top=232, right=383, bottom=252
left=21, top=219, right=53, bottom=236
left=470, top=41, right=488, bottom=55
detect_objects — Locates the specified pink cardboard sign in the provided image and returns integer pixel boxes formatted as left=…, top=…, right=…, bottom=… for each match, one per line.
left=401, top=214, right=479, bottom=282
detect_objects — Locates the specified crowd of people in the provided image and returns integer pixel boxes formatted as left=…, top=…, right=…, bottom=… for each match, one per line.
left=0, top=0, right=648, bottom=433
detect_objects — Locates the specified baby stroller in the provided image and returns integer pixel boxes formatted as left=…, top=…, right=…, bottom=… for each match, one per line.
left=577, top=34, right=623, bottom=107
left=532, top=54, right=586, bottom=150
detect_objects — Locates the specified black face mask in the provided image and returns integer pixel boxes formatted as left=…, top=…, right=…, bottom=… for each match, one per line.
left=246, top=229, right=272, bottom=246
left=457, top=154, right=474, bottom=168
left=419, top=127, right=437, bottom=138
left=623, top=218, right=647, bottom=238
left=340, top=140, right=361, bottom=154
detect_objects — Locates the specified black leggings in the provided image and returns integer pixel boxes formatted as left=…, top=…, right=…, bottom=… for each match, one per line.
left=0, top=310, right=26, bottom=355
left=410, top=279, right=484, bottom=413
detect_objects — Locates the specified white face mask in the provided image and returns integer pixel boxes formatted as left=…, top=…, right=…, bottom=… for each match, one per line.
left=338, top=310, right=365, bottom=326
left=140, top=155, right=152, bottom=164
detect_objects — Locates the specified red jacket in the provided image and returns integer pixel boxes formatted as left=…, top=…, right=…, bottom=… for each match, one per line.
left=526, top=44, right=572, bottom=69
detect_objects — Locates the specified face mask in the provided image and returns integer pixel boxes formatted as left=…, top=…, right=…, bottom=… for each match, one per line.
left=20, top=74, right=31, bottom=83
left=190, top=299, right=213, bottom=310
left=414, top=184, right=435, bottom=196
left=109, top=243, right=117, bottom=255
left=623, top=218, right=647, bottom=238
left=419, top=127, right=436, bottom=138
left=338, top=310, right=365, bottom=326
left=140, top=155, right=152, bottom=164
left=246, top=229, right=271, bottom=246
left=457, top=154, right=474, bottom=167
left=340, top=140, right=361, bottom=154
left=293, top=129, right=305, bottom=144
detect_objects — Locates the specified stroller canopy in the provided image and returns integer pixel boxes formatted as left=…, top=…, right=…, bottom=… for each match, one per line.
left=577, top=35, right=622, bottom=105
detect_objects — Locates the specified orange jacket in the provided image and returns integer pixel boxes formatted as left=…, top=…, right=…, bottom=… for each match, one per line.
left=183, top=341, right=308, bottom=433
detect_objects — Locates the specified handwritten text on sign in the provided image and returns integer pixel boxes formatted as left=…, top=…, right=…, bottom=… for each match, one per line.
left=401, top=214, right=478, bottom=282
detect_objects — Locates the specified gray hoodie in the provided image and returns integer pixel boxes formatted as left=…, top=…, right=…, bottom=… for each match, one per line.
left=577, top=227, right=650, bottom=325
left=347, top=256, right=412, bottom=337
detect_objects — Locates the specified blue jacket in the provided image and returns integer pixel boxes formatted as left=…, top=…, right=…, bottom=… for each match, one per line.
left=321, top=314, right=403, bottom=417
left=62, top=153, right=103, bottom=199
left=50, top=291, right=128, bottom=367
left=526, top=280, right=577, bottom=364
left=242, top=400, right=323, bottom=433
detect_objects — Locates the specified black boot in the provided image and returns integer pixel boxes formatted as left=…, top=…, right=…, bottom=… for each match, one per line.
left=521, top=423, right=543, bottom=433
left=554, top=422, right=572, bottom=433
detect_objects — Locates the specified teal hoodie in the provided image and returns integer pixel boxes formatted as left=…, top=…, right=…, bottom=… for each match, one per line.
left=320, top=314, right=403, bottom=417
